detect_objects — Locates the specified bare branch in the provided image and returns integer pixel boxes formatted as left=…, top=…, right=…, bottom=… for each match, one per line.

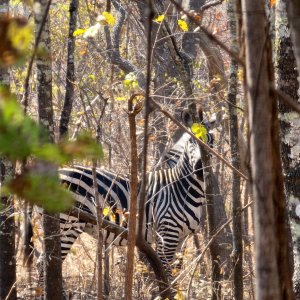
left=201, top=0, right=224, bottom=11
left=272, top=86, right=300, bottom=115
left=103, top=0, right=146, bottom=89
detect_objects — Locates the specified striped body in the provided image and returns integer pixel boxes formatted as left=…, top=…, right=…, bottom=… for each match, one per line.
left=54, top=134, right=206, bottom=277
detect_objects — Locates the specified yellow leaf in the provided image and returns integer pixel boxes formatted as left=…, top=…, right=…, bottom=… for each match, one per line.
left=191, top=123, right=207, bottom=142
left=35, top=287, right=44, bottom=296
left=115, top=96, right=127, bottom=101
left=73, top=28, right=86, bottom=37
left=110, top=213, right=116, bottom=223
left=8, top=20, right=33, bottom=51
left=178, top=20, right=188, bottom=32
left=98, top=11, right=115, bottom=26
left=237, top=69, right=243, bottom=81
left=174, top=291, right=184, bottom=300
left=123, top=72, right=139, bottom=90
left=154, top=14, right=165, bottom=23
left=270, top=0, right=276, bottom=6
left=103, top=206, right=110, bottom=216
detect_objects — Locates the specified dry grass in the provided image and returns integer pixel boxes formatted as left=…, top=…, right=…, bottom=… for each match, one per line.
left=15, top=230, right=255, bottom=300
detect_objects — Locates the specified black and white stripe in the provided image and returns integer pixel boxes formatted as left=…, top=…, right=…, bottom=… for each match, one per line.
left=35, top=108, right=214, bottom=288
left=52, top=131, right=210, bottom=280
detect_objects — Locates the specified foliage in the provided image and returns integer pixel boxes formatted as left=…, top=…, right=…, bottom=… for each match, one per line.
left=0, top=16, right=33, bottom=66
left=6, top=172, right=74, bottom=212
left=178, top=19, right=189, bottom=32
left=123, top=72, right=139, bottom=91
left=0, top=88, right=103, bottom=212
left=154, top=15, right=165, bottom=23
left=191, top=123, right=208, bottom=142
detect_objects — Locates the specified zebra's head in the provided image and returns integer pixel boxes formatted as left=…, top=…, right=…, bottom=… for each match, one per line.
left=180, top=103, right=215, bottom=178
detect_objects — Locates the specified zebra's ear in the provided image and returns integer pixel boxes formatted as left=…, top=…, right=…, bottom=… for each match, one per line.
left=181, top=109, right=193, bottom=127
left=208, top=110, right=224, bottom=129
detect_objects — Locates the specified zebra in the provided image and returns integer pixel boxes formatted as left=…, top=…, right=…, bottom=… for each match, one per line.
left=33, top=105, right=213, bottom=295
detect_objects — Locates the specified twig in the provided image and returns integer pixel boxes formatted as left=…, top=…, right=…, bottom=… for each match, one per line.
left=201, top=0, right=224, bottom=11
left=272, top=86, right=300, bottom=115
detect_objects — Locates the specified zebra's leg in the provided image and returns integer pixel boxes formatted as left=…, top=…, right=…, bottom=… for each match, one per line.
left=156, top=236, right=181, bottom=298
left=173, top=236, right=188, bottom=274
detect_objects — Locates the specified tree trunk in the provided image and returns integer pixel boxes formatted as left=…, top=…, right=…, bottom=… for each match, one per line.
left=241, top=0, right=294, bottom=299
left=0, top=4, right=17, bottom=296
left=284, top=0, right=300, bottom=74
left=0, top=161, right=17, bottom=300
left=124, top=96, right=140, bottom=300
left=227, top=0, right=243, bottom=299
left=34, top=0, right=63, bottom=298
left=275, top=1, right=300, bottom=297
left=200, top=134, right=222, bottom=300
left=59, top=0, right=79, bottom=138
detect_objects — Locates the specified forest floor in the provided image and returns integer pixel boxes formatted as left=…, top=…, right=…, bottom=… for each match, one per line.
left=16, top=233, right=254, bottom=300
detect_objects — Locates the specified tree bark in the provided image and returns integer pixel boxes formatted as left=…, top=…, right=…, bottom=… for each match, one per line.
left=284, top=0, right=300, bottom=74
left=0, top=161, right=17, bottom=300
left=227, top=0, right=243, bottom=299
left=0, top=4, right=17, bottom=296
left=124, top=96, right=140, bottom=300
left=182, top=2, right=233, bottom=276
left=59, top=0, right=79, bottom=138
left=200, top=130, right=222, bottom=300
left=241, top=0, right=294, bottom=299
left=34, top=0, right=63, bottom=298
left=275, top=1, right=300, bottom=297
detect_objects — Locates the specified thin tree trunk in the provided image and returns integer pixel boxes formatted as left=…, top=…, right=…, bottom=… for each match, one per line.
left=200, top=132, right=222, bottom=300
left=59, top=0, right=79, bottom=138
left=103, top=244, right=110, bottom=298
left=275, top=1, right=300, bottom=297
left=241, top=0, right=294, bottom=299
left=34, top=0, right=63, bottom=298
left=124, top=96, right=140, bottom=300
left=92, top=156, right=104, bottom=300
left=227, top=0, right=243, bottom=299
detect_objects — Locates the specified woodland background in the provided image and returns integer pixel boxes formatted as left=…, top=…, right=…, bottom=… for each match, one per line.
left=0, top=0, right=300, bottom=299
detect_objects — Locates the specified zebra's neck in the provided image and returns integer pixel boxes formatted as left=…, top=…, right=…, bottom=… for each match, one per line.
left=173, top=147, right=194, bottom=178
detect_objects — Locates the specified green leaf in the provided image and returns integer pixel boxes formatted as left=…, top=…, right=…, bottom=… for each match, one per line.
left=6, top=172, right=74, bottom=212
left=0, top=89, right=44, bottom=160
left=34, top=143, right=69, bottom=164
left=59, top=132, right=104, bottom=161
